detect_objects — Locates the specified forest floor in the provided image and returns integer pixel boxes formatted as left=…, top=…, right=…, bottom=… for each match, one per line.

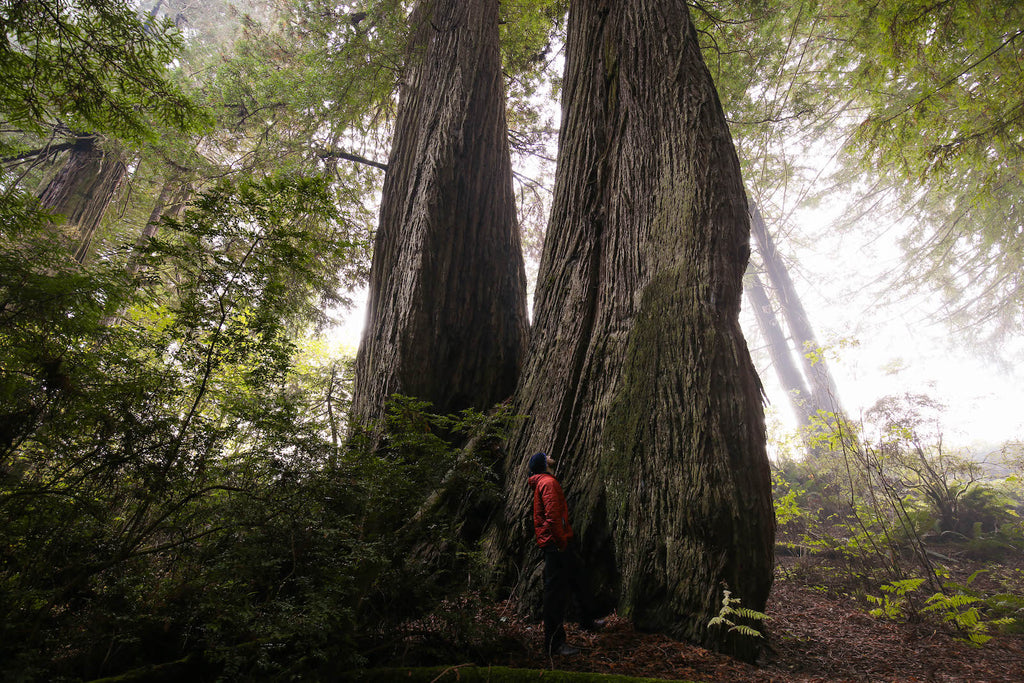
left=381, top=553, right=1024, bottom=682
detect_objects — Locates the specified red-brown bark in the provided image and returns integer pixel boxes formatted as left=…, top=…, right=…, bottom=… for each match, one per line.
left=352, top=0, right=529, bottom=424
left=37, top=136, right=127, bottom=263
left=495, top=0, right=774, bottom=661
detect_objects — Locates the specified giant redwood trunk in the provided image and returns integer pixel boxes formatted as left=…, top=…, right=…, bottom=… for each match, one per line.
left=495, top=1, right=774, bottom=660
left=352, top=0, right=528, bottom=425
left=37, top=135, right=127, bottom=263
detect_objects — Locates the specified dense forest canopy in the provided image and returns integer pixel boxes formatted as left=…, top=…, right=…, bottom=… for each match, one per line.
left=1, top=0, right=1022, bottom=680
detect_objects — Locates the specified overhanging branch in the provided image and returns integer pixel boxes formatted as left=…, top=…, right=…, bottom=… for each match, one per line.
left=317, top=148, right=388, bottom=171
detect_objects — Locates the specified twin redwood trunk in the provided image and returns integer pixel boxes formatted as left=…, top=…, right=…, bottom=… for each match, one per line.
left=498, top=1, right=773, bottom=660
left=353, top=0, right=774, bottom=661
left=352, top=0, right=529, bottom=423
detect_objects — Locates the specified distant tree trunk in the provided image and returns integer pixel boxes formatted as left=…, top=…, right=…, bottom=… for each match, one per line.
left=745, top=271, right=815, bottom=422
left=749, top=200, right=843, bottom=416
left=98, top=174, right=192, bottom=328
left=495, top=1, right=773, bottom=661
left=36, top=135, right=127, bottom=263
left=351, top=0, right=528, bottom=425
left=126, top=174, right=191, bottom=277
left=745, top=269, right=825, bottom=457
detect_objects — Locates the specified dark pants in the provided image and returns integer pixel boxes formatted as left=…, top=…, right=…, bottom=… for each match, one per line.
left=542, top=541, right=597, bottom=654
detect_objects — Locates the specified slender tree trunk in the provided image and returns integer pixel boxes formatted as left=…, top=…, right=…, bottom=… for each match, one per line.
left=352, top=0, right=528, bottom=425
left=126, top=175, right=191, bottom=277
left=36, top=135, right=127, bottom=263
left=745, top=270, right=818, bottom=427
left=495, top=1, right=773, bottom=661
left=99, top=174, right=192, bottom=328
left=745, top=269, right=831, bottom=459
left=749, top=200, right=843, bottom=416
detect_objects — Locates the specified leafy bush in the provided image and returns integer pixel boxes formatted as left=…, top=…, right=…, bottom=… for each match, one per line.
left=0, top=175, right=511, bottom=679
left=771, top=393, right=1024, bottom=643
left=869, top=571, right=1019, bottom=646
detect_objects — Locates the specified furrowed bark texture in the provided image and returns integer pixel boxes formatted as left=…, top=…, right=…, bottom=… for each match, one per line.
left=497, top=1, right=773, bottom=660
left=352, top=0, right=528, bottom=424
left=37, top=136, right=127, bottom=263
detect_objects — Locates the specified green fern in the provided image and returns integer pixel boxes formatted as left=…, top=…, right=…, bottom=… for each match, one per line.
left=868, top=571, right=1019, bottom=647
left=923, top=593, right=979, bottom=611
left=708, top=588, right=768, bottom=640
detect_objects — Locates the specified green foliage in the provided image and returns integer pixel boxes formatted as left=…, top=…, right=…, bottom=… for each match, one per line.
left=147, top=173, right=356, bottom=334
left=773, top=393, right=1021, bottom=570
left=772, top=392, right=1024, bottom=647
left=772, top=469, right=805, bottom=527
left=867, top=578, right=926, bottom=620
left=838, top=0, right=1024, bottom=185
left=869, top=572, right=1019, bottom=647
left=0, top=165, right=508, bottom=678
left=347, top=395, right=515, bottom=627
left=0, top=0, right=208, bottom=146
left=498, top=0, right=566, bottom=135
left=203, top=0, right=407, bottom=168
left=707, top=587, right=768, bottom=640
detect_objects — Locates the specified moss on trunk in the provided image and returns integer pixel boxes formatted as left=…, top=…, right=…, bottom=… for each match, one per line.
left=494, top=1, right=774, bottom=662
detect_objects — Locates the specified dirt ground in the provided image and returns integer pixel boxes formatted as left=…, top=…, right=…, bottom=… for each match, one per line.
left=386, top=555, right=1024, bottom=682
left=492, top=557, right=1024, bottom=682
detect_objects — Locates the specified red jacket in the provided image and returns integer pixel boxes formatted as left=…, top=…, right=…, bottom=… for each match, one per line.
left=529, top=472, right=573, bottom=550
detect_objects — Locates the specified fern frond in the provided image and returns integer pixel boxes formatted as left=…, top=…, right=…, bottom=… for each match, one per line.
left=923, top=593, right=979, bottom=611
left=733, top=607, right=769, bottom=620
left=730, top=624, right=764, bottom=638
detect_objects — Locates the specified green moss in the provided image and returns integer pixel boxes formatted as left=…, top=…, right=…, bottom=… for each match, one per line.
left=339, top=665, right=694, bottom=682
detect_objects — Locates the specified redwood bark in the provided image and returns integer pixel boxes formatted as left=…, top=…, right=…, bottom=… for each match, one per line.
left=352, top=0, right=529, bottom=424
left=37, top=136, right=127, bottom=263
left=496, top=1, right=773, bottom=660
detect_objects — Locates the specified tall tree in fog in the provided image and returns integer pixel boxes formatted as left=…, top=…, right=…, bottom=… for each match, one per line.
left=35, top=137, right=127, bottom=263
left=749, top=201, right=845, bottom=416
left=497, top=0, right=773, bottom=661
left=352, top=0, right=529, bottom=424
left=744, top=270, right=818, bottom=430
left=709, top=0, right=1024, bottom=354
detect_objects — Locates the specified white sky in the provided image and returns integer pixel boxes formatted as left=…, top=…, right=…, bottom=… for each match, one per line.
left=747, top=196, right=1024, bottom=453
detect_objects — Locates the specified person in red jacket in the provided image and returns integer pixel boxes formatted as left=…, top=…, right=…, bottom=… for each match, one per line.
left=527, top=451, right=603, bottom=656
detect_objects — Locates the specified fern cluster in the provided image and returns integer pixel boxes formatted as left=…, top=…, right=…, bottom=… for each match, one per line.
left=707, top=588, right=769, bottom=640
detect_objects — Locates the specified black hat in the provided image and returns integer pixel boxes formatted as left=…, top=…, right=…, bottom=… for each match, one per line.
left=528, top=452, right=548, bottom=475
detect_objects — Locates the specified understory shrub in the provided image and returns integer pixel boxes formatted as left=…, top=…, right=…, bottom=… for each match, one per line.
left=771, top=394, right=1024, bottom=642
left=0, top=178, right=512, bottom=680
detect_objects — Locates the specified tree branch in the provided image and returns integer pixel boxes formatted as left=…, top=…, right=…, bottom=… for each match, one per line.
left=317, top=148, right=388, bottom=171
left=0, top=140, right=79, bottom=165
